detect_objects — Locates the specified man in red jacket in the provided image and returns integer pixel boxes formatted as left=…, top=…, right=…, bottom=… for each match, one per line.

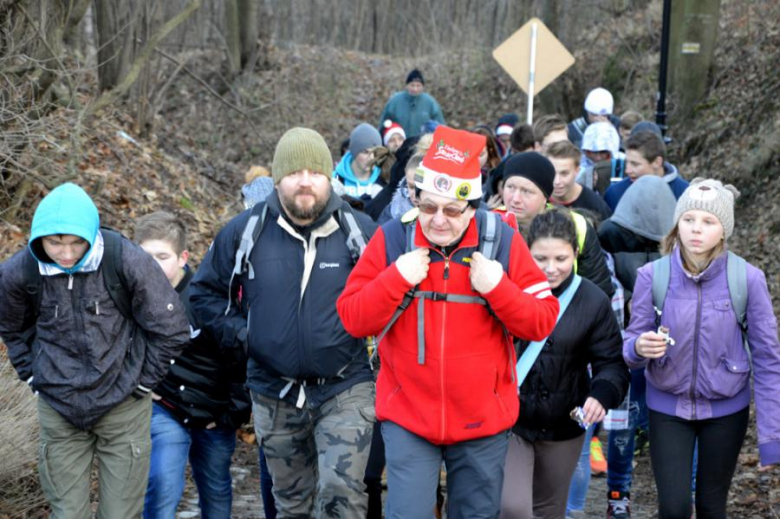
left=337, top=126, right=559, bottom=519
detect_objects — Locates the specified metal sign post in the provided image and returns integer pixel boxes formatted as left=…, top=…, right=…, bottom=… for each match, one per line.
left=527, top=23, right=538, bottom=125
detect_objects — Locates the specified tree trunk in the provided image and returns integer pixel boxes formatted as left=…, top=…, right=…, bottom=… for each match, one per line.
left=225, top=0, right=260, bottom=75
left=224, top=0, right=241, bottom=73
left=94, top=0, right=139, bottom=91
left=668, top=0, right=723, bottom=120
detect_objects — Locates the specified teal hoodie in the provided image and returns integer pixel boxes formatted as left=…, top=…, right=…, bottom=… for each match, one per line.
left=333, top=152, right=383, bottom=199
left=29, top=183, right=100, bottom=274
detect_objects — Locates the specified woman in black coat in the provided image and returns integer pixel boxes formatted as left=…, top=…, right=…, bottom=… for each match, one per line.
left=500, top=208, right=629, bottom=519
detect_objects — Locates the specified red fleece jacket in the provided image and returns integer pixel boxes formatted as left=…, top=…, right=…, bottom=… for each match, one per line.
left=337, top=217, right=559, bottom=444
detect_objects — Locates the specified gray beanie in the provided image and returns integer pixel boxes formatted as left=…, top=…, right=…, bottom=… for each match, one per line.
left=349, top=123, right=382, bottom=157
left=611, top=176, right=677, bottom=242
left=673, top=178, right=740, bottom=238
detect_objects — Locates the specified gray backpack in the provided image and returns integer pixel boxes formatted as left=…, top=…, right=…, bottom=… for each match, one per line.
left=651, top=251, right=749, bottom=359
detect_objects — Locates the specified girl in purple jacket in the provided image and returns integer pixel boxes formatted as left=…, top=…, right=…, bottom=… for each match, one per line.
left=623, top=178, right=780, bottom=519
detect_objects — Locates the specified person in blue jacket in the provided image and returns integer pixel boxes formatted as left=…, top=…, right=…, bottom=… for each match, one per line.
left=604, top=128, right=688, bottom=212
left=0, top=183, right=189, bottom=519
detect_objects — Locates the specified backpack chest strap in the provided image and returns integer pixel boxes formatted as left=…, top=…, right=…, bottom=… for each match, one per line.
left=413, top=290, right=487, bottom=365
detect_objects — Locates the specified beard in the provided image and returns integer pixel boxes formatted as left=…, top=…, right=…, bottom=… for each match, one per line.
left=279, top=186, right=330, bottom=222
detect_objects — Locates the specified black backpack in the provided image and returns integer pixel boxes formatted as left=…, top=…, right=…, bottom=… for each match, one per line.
left=22, top=229, right=133, bottom=342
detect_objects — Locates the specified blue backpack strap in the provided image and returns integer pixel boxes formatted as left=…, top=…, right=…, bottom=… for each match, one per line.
left=516, top=274, right=582, bottom=386
left=651, top=255, right=671, bottom=327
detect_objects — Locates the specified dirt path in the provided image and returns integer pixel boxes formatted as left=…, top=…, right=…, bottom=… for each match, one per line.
left=177, top=435, right=661, bottom=518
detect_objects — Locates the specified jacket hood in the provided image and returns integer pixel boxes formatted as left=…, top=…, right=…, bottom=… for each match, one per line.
left=611, top=175, right=677, bottom=242
left=333, top=152, right=382, bottom=187
left=29, top=183, right=100, bottom=273
left=663, top=161, right=679, bottom=182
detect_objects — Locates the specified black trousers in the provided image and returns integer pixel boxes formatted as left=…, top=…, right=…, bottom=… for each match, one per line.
left=649, top=406, right=749, bottom=519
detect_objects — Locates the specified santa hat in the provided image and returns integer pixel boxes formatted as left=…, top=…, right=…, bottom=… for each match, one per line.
left=496, top=113, right=519, bottom=136
left=382, top=120, right=406, bottom=146
left=414, top=126, right=486, bottom=201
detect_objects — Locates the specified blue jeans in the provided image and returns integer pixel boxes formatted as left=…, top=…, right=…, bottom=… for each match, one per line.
left=607, top=399, right=641, bottom=492
left=566, top=424, right=594, bottom=513
left=631, top=368, right=649, bottom=431
left=144, top=403, right=237, bottom=519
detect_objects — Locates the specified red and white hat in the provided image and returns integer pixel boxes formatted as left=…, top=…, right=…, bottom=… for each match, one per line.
left=382, top=120, right=406, bottom=146
left=414, top=126, right=486, bottom=201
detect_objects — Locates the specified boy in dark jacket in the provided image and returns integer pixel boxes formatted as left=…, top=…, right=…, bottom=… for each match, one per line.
left=0, top=183, right=189, bottom=519
left=135, top=211, right=251, bottom=519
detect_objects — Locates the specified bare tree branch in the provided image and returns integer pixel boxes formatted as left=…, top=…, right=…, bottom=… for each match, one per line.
left=153, top=46, right=259, bottom=133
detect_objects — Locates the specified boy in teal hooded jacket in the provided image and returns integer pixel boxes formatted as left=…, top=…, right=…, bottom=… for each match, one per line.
left=0, top=183, right=189, bottom=519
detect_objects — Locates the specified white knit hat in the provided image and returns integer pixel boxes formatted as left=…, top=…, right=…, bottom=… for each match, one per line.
left=673, top=178, right=740, bottom=238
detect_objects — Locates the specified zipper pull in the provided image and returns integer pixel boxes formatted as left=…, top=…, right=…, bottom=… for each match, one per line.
left=95, top=301, right=100, bottom=315
left=443, top=257, right=450, bottom=280
left=55, top=305, right=59, bottom=319
left=68, top=275, right=74, bottom=290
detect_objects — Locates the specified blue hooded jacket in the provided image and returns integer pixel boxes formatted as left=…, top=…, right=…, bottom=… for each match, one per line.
left=333, top=152, right=383, bottom=199
left=29, top=183, right=100, bottom=274
left=0, top=183, right=190, bottom=429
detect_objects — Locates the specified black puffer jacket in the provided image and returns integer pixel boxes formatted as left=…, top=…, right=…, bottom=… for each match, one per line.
left=153, top=268, right=251, bottom=430
left=0, top=238, right=190, bottom=430
left=514, top=273, right=629, bottom=442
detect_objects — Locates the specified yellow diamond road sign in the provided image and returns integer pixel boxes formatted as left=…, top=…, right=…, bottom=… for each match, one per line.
left=493, top=18, right=575, bottom=95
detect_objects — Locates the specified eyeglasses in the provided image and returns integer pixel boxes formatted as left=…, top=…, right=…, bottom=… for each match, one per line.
left=418, top=201, right=469, bottom=218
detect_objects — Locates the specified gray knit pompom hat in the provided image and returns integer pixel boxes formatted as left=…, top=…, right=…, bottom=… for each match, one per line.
left=673, top=178, right=740, bottom=238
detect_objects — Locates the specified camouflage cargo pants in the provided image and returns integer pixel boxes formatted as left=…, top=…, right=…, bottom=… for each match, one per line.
left=252, top=381, right=375, bottom=519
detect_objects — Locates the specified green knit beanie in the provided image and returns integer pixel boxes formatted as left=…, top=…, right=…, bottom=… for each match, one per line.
left=272, top=128, right=333, bottom=184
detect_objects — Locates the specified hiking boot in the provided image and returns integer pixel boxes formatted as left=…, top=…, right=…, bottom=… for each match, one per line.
left=634, top=428, right=650, bottom=457
left=607, top=490, right=631, bottom=519
left=591, top=436, right=607, bottom=475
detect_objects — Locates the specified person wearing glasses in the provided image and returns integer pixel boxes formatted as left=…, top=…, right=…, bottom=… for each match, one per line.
left=338, top=126, right=559, bottom=519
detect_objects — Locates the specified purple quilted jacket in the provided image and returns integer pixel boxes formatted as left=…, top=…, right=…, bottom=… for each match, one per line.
left=624, top=247, right=780, bottom=466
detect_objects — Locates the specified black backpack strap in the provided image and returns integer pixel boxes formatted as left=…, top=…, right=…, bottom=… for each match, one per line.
left=100, top=229, right=133, bottom=321
left=23, top=250, right=43, bottom=317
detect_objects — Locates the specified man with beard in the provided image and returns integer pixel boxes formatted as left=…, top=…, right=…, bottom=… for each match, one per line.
left=190, top=127, right=377, bottom=518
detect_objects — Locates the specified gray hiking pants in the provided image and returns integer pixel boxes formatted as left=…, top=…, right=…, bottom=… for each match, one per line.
left=382, top=420, right=510, bottom=519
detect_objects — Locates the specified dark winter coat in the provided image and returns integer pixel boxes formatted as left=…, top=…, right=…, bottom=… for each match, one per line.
left=514, top=273, right=629, bottom=442
left=0, top=236, right=190, bottom=430
left=153, top=267, right=251, bottom=430
left=189, top=191, right=377, bottom=409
